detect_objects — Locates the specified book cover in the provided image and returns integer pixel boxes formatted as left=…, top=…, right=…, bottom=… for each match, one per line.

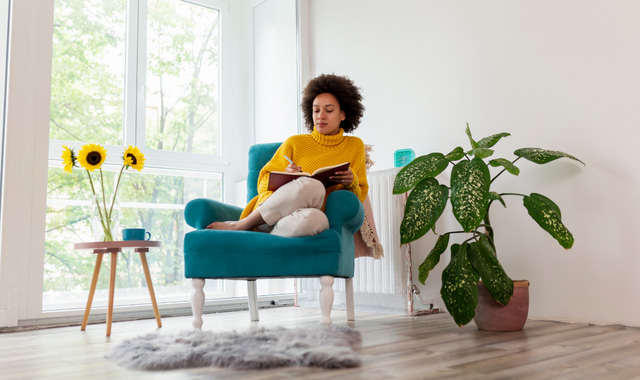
left=267, top=162, right=350, bottom=191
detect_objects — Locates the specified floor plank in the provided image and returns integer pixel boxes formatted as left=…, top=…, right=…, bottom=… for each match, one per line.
left=1, top=307, right=639, bottom=380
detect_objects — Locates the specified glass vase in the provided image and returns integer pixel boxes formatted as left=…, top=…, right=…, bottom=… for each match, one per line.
left=90, top=194, right=120, bottom=242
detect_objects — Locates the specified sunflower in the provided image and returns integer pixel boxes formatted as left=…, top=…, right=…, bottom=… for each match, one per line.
left=61, top=145, right=77, bottom=173
left=77, top=143, right=107, bottom=171
left=123, top=145, right=145, bottom=171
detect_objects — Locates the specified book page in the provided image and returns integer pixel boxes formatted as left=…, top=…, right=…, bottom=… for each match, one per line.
left=268, top=171, right=311, bottom=177
left=311, top=162, right=350, bottom=176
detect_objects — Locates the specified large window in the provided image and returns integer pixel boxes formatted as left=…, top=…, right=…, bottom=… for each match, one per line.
left=44, top=0, right=232, bottom=311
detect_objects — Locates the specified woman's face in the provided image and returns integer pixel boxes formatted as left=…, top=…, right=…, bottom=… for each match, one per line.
left=313, top=93, right=345, bottom=135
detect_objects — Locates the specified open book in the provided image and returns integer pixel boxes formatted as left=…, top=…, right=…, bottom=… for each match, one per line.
left=267, top=162, right=350, bottom=191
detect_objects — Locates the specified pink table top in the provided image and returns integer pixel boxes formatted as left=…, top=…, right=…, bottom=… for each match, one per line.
left=74, top=240, right=162, bottom=250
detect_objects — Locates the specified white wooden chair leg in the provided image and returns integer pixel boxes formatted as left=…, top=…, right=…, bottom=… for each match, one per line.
left=319, top=275, right=334, bottom=325
left=191, top=278, right=205, bottom=330
left=345, top=277, right=355, bottom=321
left=247, top=280, right=259, bottom=322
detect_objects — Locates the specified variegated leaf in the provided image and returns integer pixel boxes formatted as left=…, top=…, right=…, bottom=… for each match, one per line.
left=400, top=178, right=449, bottom=244
left=451, top=158, right=490, bottom=232
left=489, top=191, right=506, bottom=208
left=441, top=243, right=480, bottom=327
left=393, top=153, right=449, bottom=194
left=477, top=132, right=510, bottom=148
left=468, top=148, right=494, bottom=159
left=523, top=193, right=574, bottom=249
left=465, top=123, right=479, bottom=149
left=514, top=148, right=585, bottom=165
left=445, top=146, right=465, bottom=161
left=418, top=234, right=450, bottom=284
left=489, top=158, right=520, bottom=176
left=468, top=236, right=513, bottom=305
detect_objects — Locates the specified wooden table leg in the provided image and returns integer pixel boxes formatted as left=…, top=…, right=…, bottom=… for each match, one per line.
left=106, top=252, right=118, bottom=337
left=139, top=251, right=162, bottom=328
left=81, top=253, right=104, bottom=331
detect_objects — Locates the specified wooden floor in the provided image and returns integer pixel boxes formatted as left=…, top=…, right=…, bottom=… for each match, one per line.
left=1, top=307, right=640, bottom=380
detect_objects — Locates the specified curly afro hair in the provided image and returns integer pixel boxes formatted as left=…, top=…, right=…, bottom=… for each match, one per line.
left=301, top=74, right=365, bottom=133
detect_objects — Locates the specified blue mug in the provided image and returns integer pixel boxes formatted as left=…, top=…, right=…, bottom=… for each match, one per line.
left=122, top=228, right=151, bottom=241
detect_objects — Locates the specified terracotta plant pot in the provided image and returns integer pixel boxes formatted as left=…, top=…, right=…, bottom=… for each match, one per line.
left=474, top=280, right=530, bottom=331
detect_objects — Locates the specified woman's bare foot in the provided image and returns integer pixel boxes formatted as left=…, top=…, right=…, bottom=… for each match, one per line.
left=206, top=221, right=246, bottom=230
left=206, top=210, right=267, bottom=231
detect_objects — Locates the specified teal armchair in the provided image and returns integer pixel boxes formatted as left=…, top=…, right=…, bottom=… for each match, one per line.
left=183, top=143, right=365, bottom=328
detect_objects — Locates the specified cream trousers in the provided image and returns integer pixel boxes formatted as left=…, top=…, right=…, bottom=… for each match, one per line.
left=256, top=177, right=329, bottom=237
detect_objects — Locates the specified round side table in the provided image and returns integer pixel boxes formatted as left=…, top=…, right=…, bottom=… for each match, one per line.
left=74, top=240, right=162, bottom=336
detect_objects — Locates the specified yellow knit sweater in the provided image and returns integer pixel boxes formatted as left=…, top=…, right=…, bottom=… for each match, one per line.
left=240, top=127, right=368, bottom=219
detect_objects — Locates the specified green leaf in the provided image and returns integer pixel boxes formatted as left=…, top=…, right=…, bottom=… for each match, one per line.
left=418, top=234, right=450, bottom=284
left=450, top=158, right=491, bottom=232
left=400, top=178, right=449, bottom=244
left=468, top=148, right=494, bottom=159
left=477, top=132, right=510, bottom=148
left=468, top=236, right=513, bottom=305
left=445, top=146, right=465, bottom=161
left=523, top=193, right=575, bottom=249
left=489, top=158, right=520, bottom=176
left=465, top=123, right=479, bottom=149
left=441, top=243, right=480, bottom=327
left=489, top=191, right=506, bottom=208
left=393, top=153, right=449, bottom=194
left=514, top=148, right=585, bottom=166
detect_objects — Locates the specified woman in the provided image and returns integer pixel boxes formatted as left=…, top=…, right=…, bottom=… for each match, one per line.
left=208, top=74, right=367, bottom=237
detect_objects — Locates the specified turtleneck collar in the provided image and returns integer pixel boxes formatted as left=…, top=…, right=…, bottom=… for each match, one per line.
left=311, top=126, right=345, bottom=146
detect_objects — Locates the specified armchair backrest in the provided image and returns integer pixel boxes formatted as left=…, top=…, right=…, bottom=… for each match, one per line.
left=246, top=142, right=282, bottom=202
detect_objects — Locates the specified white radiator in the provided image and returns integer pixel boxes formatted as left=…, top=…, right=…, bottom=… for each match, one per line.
left=300, top=168, right=417, bottom=315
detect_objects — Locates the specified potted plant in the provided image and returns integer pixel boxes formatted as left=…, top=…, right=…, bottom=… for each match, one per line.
left=393, top=125, right=584, bottom=329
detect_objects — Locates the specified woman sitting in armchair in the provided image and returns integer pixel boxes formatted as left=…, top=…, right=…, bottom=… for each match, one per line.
left=208, top=73, right=368, bottom=238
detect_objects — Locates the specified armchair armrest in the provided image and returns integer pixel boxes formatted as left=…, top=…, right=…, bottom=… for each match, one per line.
left=184, top=198, right=243, bottom=230
left=325, top=190, right=364, bottom=234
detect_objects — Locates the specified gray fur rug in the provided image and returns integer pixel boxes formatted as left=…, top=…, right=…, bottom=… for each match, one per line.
left=105, top=325, right=361, bottom=370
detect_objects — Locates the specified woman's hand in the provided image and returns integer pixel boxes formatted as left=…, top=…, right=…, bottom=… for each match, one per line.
left=285, top=163, right=302, bottom=173
left=330, top=168, right=354, bottom=186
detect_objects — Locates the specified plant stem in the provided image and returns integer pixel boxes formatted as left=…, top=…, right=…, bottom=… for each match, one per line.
left=500, top=192, right=526, bottom=197
left=99, top=169, right=113, bottom=241
left=447, top=230, right=474, bottom=235
left=462, top=234, right=481, bottom=244
left=109, top=164, right=126, bottom=219
left=477, top=224, right=496, bottom=249
left=483, top=201, right=495, bottom=249
left=86, top=170, right=108, bottom=238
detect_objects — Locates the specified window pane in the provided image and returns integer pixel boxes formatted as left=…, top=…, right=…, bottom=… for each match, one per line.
left=49, top=0, right=126, bottom=146
left=43, top=166, right=223, bottom=310
left=145, top=0, right=220, bottom=155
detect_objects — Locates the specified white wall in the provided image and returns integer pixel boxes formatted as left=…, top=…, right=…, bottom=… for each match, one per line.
left=303, top=0, right=640, bottom=326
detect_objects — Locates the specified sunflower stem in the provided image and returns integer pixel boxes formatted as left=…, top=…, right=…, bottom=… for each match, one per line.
left=86, top=170, right=108, bottom=239
left=109, top=164, right=126, bottom=219
left=99, top=169, right=113, bottom=240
